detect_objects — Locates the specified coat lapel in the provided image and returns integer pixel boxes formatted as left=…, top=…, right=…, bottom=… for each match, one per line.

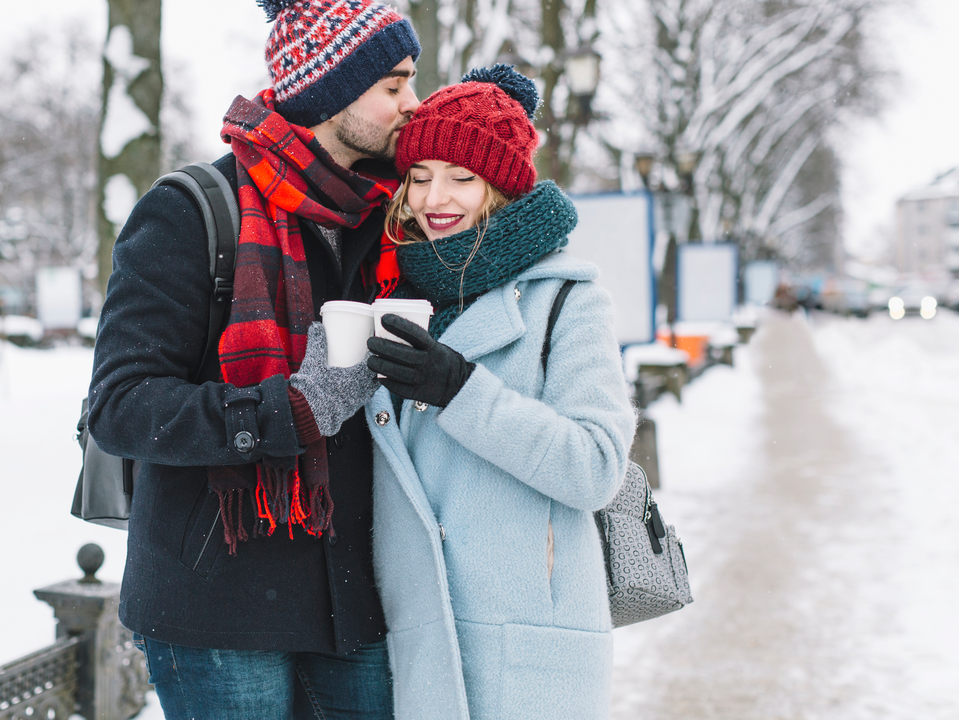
left=437, top=281, right=525, bottom=361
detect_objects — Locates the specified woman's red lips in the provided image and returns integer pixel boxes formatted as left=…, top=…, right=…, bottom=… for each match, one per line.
left=426, top=214, right=464, bottom=231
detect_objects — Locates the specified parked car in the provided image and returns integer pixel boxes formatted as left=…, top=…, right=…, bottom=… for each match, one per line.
left=868, top=285, right=895, bottom=313
left=887, top=282, right=939, bottom=320
left=943, top=279, right=959, bottom=312
left=821, top=277, right=871, bottom=317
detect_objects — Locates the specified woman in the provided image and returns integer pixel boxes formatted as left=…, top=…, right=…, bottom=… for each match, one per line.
left=364, top=66, right=636, bottom=720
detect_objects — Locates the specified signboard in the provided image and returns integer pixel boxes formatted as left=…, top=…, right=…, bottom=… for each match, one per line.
left=743, top=260, right=779, bottom=306
left=677, top=243, right=739, bottom=321
left=566, top=192, right=656, bottom=344
left=36, top=266, right=82, bottom=330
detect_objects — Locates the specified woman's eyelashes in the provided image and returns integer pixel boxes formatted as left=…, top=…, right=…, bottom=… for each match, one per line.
left=410, top=174, right=475, bottom=186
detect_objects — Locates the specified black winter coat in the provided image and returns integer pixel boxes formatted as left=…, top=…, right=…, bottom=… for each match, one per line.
left=88, top=154, right=388, bottom=654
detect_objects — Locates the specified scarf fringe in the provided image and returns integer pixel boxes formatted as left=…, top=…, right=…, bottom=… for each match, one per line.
left=217, top=466, right=333, bottom=555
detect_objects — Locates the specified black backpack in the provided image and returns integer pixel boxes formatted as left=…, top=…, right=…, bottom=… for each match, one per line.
left=71, top=162, right=240, bottom=529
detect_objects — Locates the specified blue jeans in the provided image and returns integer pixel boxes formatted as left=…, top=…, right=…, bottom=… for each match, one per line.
left=133, top=634, right=393, bottom=720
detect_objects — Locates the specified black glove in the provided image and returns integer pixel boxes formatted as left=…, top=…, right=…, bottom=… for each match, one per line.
left=366, top=314, right=475, bottom=408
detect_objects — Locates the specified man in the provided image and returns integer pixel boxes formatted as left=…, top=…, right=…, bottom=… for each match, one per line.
left=87, top=1, right=420, bottom=717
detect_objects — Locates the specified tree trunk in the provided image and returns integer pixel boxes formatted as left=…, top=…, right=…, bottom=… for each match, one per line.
left=535, top=0, right=566, bottom=185
left=96, top=0, right=162, bottom=299
left=409, top=0, right=442, bottom=100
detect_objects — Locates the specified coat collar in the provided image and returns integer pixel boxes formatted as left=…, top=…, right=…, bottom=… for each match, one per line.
left=435, top=252, right=600, bottom=361
left=438, top=281, right=525, bottom=361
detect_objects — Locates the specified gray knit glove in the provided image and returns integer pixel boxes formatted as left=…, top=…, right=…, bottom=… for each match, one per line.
left=289, top=323, right=380, bottom=436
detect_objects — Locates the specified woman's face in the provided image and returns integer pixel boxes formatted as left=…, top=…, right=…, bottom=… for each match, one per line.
left=406, top=160, right=488, bottom=241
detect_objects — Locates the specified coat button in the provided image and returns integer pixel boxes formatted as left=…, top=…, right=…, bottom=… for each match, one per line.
left=327, top=532, right=338, bottom=547
left=515, top=287, right=521, bottom=300
left=375, top=411, right=390, bottom=426
left=234, top=431, right=255, bottom=452
left=414, top=401, right=428, bottom=412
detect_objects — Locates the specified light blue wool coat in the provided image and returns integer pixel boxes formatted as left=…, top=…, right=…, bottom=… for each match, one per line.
left=365, top=251, right=636, bottom=720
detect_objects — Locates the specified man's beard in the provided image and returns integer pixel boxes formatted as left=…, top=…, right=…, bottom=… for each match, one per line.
left=335, top=108, right=404, bottom=163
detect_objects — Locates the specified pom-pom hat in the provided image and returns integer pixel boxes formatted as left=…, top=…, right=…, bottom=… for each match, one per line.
left=396, top=65, right=540, bottom=198
left=259, top=0, right=421, bottom=128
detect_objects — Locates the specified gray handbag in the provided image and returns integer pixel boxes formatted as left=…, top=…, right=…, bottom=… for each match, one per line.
left=595, top=461, right=692, bottom=626
left=543, top=281, right=692, bottom=627
left=71, top=162, right=239, bottom=529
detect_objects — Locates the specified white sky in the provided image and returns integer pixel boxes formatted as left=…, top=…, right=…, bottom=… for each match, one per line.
left=3, top=0, right=958, bottom=264
left=839, top=0, right=960, bottom=260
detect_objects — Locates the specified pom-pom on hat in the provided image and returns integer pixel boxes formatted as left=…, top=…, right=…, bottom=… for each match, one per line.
left=259, top=0, right=421, bottom=129
left=396, top=64, right=540, bottom=198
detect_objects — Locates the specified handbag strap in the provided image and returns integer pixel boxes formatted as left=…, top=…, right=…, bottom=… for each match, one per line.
left=541, top=279, right=577, bottom=371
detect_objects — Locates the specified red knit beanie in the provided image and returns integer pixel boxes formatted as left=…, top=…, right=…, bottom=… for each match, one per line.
left=396, top=65, right=540, bottom=198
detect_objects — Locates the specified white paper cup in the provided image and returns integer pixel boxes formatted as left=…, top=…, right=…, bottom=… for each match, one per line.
left=319, top=301, right=374, bottom=367
left=372, top=298, right=435, bottom=345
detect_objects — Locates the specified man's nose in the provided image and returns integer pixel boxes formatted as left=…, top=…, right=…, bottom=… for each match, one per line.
left=400, top=84, right=420, bottom=116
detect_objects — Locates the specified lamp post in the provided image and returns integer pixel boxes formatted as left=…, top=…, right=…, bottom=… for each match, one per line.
left=676, top=149, right=699, bottom=193
left=524, top=42, right=601, bottom=186
left=675, top=148, right=701, bottom=241
left=564, top=45, right=601, bottom=125
left=635, top=152, right=656, bottom=190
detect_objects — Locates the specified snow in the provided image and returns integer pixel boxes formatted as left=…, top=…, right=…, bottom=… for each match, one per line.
left=76, top=317, right=98, bottom=341
left=622, top=343, right=689, bottom=379
left=100, top=25, right=155, bottom=160
left=104, top=24, right=150, bottom=79
left=103, top=173, right=140, bottom=228
left=0, top=316, right=43, bottom=342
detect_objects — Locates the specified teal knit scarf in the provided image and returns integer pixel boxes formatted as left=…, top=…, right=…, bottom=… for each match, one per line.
left=397, top=181, right=578, bottom=337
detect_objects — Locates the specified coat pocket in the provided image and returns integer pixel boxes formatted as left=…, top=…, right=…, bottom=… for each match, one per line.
left=387, top=620, right=469, bottom=720
left=178, top=485, right=223, bottom=579
left=500, top=623, right=612, bottom=720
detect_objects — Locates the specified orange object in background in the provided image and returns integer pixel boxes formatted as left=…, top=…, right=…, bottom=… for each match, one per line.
left=655, top=328, right=709, bottom=368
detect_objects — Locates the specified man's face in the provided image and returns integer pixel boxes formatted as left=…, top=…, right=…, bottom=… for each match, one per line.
left=327, top=57, right=419, bottom=165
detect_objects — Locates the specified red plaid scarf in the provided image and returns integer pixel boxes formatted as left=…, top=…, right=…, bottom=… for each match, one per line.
left=209, top=90, right=400, bottom=553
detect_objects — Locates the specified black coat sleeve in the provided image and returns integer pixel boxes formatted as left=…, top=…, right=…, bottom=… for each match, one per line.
left=87, top=176, right=301, bottom=467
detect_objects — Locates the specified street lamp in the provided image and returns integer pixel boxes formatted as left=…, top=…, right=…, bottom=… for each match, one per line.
left=635, top=151, right=656, bottom=190
left=563, top=45, right=601, bottom=124
left=676, top=148, right=699, bottom=194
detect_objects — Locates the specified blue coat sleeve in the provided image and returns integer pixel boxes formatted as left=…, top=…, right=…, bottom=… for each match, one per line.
left=86, top=182, right=301, bottom=467
left=435, top=281, right=636, bottom=511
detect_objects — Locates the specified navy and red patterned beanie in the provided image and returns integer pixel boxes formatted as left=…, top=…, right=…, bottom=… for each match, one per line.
left=258, top=0, right=421, bottom=128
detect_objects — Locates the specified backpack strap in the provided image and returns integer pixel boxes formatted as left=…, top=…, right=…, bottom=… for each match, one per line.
left=540, top=279, right=577, bottom=371
left=151, top=162, right=240, bottom=380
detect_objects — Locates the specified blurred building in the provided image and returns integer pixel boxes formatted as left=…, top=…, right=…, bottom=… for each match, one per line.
left=894, top=168, right=959, bottom=278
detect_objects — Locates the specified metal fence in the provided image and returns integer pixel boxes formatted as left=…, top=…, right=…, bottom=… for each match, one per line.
left=0, top=545, right=151, bottom=720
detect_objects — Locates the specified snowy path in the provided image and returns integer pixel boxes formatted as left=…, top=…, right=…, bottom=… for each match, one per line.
left=611, top=310, right=958, bottom=719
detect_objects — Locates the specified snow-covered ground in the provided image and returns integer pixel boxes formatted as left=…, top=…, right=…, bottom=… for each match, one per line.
left=0, top=309, right=956, bottom=719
